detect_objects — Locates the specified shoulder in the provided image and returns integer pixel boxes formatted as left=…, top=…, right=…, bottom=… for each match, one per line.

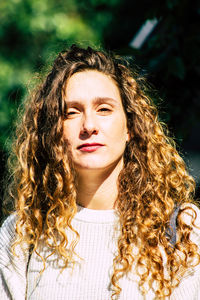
left=0, top=214, right=17, bottom=232
left=0, top=213, right=30, bottom=267
left=0, top=214, right=29, bottom=299
left=0, top=214, right=19, bottom=272
left=0, top=214, right=17, bottom=252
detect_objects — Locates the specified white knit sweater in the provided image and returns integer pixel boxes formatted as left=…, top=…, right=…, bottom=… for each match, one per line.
left=1, top=204, right=200, bottom=300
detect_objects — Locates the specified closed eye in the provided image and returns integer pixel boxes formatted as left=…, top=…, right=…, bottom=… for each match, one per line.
left=99, top=107, right=110, bottom=111
left=65, top=109, right=80, bottom=118
left=68, top=111, right=77, bottom=115
left=97, top=106, right=112, bottom=115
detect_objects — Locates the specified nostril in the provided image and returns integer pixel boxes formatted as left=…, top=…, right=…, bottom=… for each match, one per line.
left=80, top=127, right=98, bottom=138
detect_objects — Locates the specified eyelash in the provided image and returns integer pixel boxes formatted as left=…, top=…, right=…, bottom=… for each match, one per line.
left=98, top=107, right=111, bottom=111
left=67, top=111, right=77, bottom=115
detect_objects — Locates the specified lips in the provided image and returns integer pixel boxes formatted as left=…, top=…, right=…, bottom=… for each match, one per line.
left=77, top=143, right=104, bottom=152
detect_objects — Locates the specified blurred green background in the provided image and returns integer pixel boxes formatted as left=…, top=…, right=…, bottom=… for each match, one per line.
left=0, top=0, right=200, bottom=220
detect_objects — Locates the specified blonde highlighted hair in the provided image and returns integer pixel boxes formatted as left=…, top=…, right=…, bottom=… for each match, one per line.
left=5, top=44, right=200, bottom=298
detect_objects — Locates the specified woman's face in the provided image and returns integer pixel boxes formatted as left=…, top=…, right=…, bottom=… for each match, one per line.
left=63, top=70, right=129, bottom=172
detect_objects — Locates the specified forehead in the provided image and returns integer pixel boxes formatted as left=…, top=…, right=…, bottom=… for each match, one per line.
left=64, top=70, right=122, bottom=103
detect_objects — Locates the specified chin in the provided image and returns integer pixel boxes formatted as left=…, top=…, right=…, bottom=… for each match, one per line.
left=75, top=160, right=123, bottom=173
left=75, top=164, right=106, bottom=171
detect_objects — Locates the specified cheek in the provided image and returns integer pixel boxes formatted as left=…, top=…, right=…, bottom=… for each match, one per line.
left=113, top=119, right=128, bottom=141
left=63, top=122, right=74, bottom=141
left=63, top=128, right=73, bottom=150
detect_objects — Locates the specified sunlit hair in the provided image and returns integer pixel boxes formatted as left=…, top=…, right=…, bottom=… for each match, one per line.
left=5, top=44, right=200, bottom=298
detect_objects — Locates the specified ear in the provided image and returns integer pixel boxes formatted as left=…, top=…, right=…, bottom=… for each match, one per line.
left=126, top=131, right=130, bottom=142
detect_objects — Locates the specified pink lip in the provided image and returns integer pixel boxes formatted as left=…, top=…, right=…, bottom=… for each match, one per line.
left=77, top=143, right=104, bottom=152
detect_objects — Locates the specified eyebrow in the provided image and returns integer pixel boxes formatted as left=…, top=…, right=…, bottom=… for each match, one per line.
left=66, top=97, right=119, bottom=107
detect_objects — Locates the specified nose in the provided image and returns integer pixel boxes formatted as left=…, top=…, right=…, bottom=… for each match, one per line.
left=80, top=111, right=98, bottom=137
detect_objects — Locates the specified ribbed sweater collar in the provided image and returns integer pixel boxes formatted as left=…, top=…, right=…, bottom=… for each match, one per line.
left=75, top=204, right=119, bottom=224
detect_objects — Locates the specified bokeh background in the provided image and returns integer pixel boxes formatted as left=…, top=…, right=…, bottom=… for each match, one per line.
left=0, top=0, right=200, bottom=222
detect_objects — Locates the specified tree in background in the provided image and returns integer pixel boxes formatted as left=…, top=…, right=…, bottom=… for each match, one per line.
left=0, top=0, right=199, bottom=221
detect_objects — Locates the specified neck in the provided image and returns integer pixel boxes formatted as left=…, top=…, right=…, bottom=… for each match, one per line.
left=75, top=159, right=123, bottom=210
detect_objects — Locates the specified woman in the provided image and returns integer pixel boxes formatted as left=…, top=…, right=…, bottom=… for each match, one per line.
left=0, top=44, right=200, bottom=299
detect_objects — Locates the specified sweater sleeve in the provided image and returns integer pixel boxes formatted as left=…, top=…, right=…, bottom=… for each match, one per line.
left=0, top=215, right=28, bottom=300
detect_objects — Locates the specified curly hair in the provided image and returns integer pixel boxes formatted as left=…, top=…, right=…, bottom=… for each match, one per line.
left=5, top=44, right=200, bottom=298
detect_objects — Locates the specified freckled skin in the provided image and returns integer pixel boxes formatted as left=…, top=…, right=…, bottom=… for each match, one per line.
left=63, top=70, right=129, bottom=172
